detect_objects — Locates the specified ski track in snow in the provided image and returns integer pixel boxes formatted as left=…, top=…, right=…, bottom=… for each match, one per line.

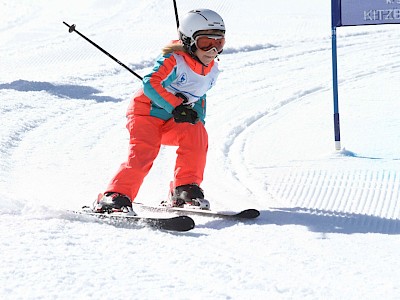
left=216, top=30, right=400, bottom=235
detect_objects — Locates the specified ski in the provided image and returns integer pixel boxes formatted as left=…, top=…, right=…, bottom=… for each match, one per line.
left=74, top=208, right=195, bottom=232
left=133, top=203, right=260, bottom=219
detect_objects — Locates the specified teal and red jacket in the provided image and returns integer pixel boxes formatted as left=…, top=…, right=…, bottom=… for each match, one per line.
left=127, top=49, right=220, bottom=124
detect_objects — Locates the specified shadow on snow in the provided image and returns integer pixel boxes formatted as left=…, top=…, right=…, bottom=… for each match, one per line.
left=200, top=208, right=400, bottom=235
left=0, top=79, right=121, bottom=102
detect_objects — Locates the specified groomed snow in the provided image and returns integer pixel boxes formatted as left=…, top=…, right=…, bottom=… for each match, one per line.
left=1, top=1, right=400, bottom=299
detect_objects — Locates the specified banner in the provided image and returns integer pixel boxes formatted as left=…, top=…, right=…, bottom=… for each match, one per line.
left=331, top=1, right=400, bottom=150
left=332, top=0, right=400, bottom=27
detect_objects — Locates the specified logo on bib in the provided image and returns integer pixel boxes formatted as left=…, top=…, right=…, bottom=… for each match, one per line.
left=177, top=73, right=188, bottom=86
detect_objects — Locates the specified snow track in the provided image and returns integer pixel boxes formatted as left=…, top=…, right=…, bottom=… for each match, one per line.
left=266, top=168, right=400, bottom=233
left=208, top=26, right=400, bottom=236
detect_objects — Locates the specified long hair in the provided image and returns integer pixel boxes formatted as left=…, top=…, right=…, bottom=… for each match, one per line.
left=162, top=42, right=185, bottom=55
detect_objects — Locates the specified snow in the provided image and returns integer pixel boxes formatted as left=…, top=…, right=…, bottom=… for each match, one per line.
left=1, top=0, right=400, bottom=299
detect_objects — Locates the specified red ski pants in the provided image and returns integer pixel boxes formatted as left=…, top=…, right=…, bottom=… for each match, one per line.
left=106, top=115, right=208, bottom=201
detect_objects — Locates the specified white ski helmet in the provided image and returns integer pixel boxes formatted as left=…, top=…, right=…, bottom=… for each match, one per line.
left=179, top=9, right=225, bottom=53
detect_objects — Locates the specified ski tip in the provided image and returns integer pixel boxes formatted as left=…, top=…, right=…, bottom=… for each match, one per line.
left=237, top=209, right=260, bottom=219
left=164, top=216, right=195, bottom=232
left=182, top=216, right=196, bottom=231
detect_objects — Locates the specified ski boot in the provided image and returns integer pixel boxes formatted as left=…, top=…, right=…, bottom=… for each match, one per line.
left=164, top=183, right=210, bottom=210
left=95, top=192, right=135, bottom=214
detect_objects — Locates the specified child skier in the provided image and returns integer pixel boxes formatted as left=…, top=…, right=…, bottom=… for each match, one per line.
left=96, top=9, right=225, bottom=213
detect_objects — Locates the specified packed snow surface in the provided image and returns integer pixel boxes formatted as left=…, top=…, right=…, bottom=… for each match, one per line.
left=1, top=0, right=400, bottom=299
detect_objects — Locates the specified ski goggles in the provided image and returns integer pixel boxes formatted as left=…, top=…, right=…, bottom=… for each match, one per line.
left=194, top=35, right=225, bottom=53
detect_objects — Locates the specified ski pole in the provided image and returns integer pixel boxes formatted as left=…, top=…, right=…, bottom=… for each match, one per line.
left=173, top=0, right=179, bottom=29
left=63, top=22, right=143, bottom=81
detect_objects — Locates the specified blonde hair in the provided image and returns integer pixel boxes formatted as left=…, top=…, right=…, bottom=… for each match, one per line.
left=162, top=43, right=185, bottom=55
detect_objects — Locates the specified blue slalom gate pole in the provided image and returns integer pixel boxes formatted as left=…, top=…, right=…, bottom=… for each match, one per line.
left=331, top=26, right=341, bottom=151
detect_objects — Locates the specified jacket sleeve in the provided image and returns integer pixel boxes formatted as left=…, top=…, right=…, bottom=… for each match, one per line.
left=142, top=53, right=183, bottom=113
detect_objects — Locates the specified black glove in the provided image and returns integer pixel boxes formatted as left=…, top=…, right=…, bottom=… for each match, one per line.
left=172, top=104, right=199, bottom=124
